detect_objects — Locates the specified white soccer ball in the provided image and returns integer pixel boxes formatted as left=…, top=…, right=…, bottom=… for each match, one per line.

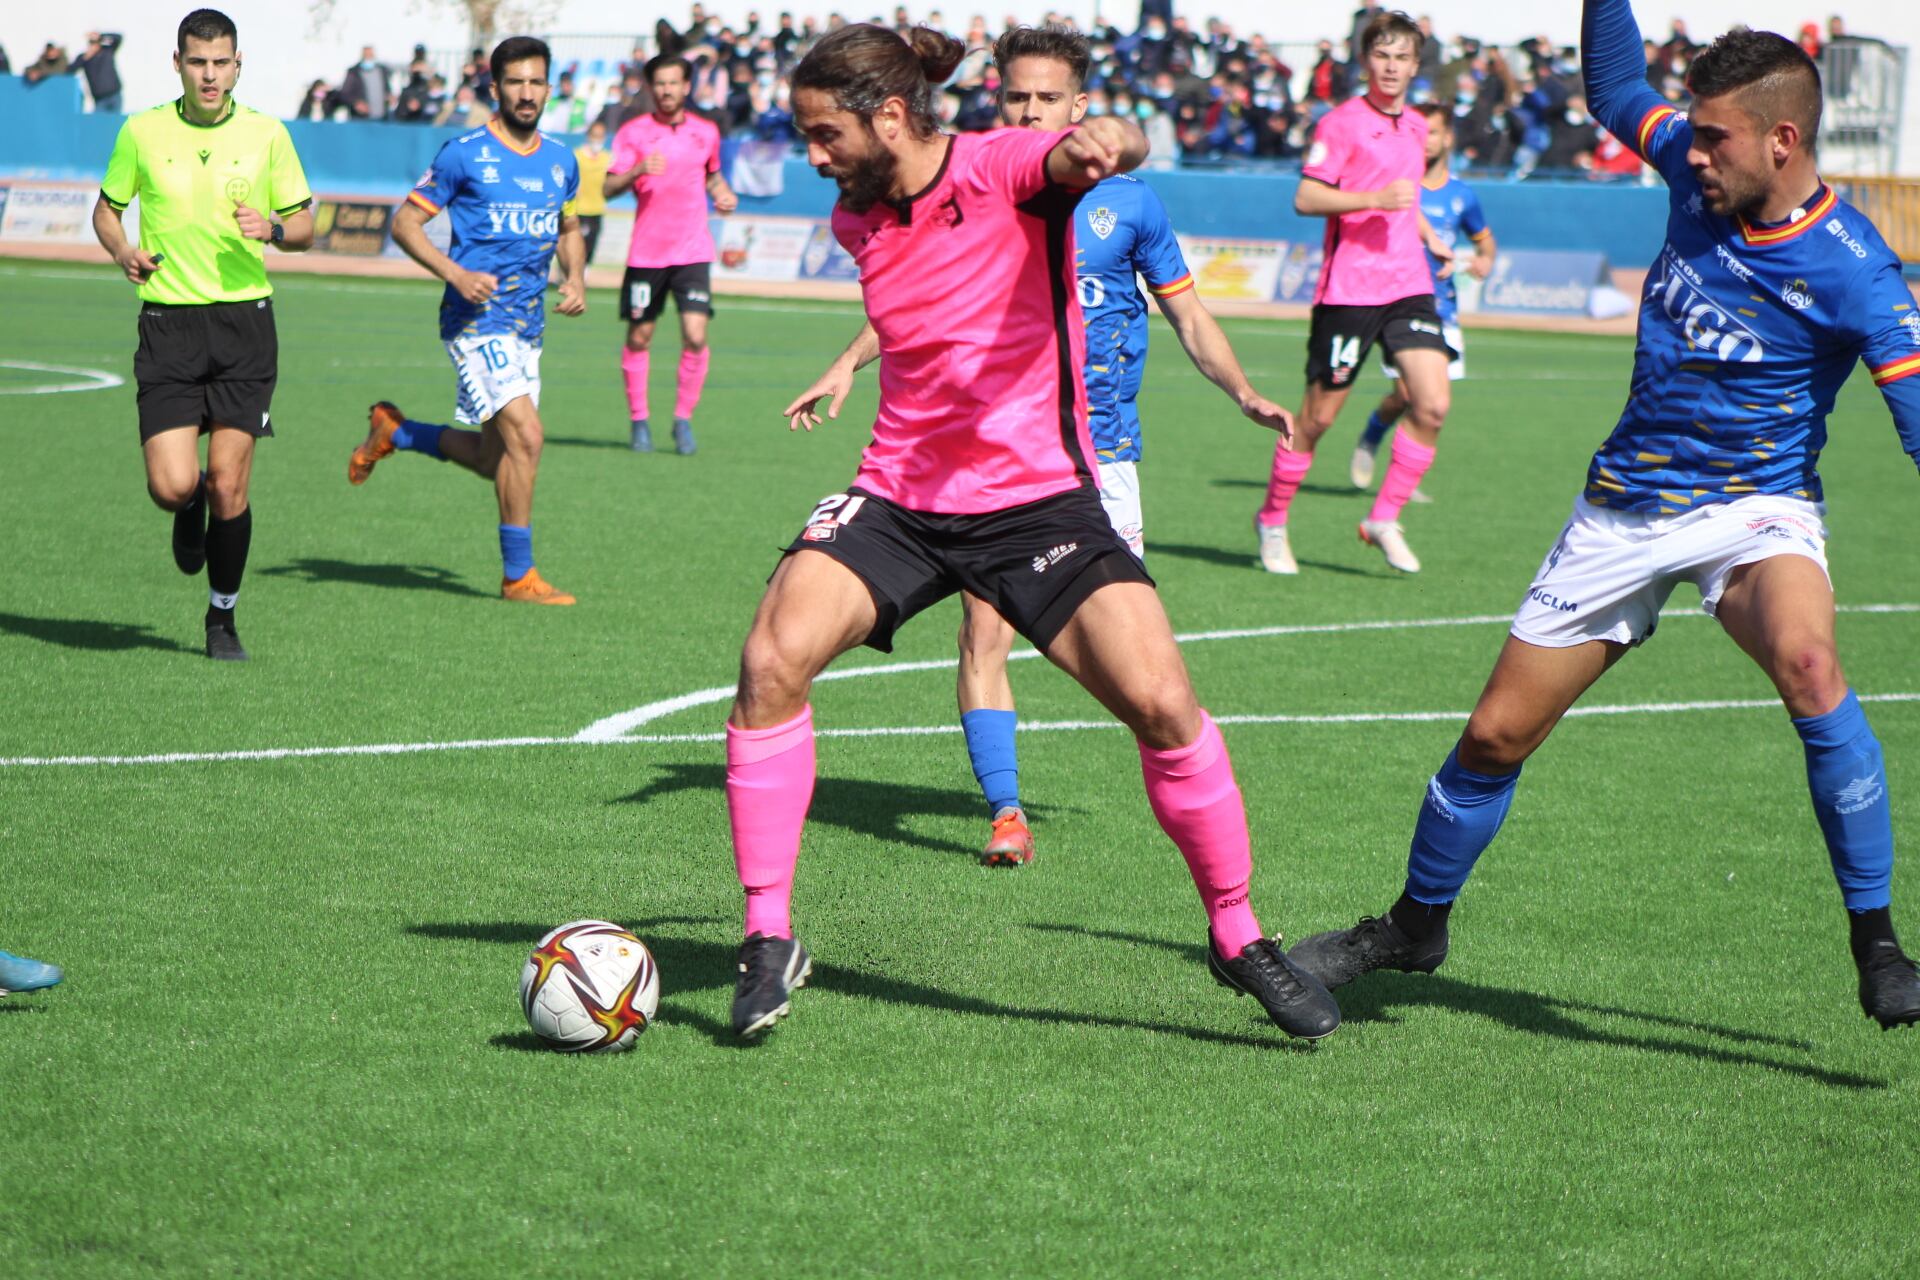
left=519, top=920, right=661, bottom=1052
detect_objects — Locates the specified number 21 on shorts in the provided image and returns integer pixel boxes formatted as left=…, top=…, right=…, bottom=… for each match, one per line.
left=802, top=492, right=866, bottom=543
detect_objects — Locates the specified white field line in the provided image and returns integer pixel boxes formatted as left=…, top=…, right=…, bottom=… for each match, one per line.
left=5, top=605, right=1916, bottom=769
left=0, top=359, right=124, bottom=395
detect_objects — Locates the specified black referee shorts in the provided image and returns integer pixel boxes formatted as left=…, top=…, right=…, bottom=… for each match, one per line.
left=133, top=298, right=279, bottom=441
left=782, top=485, right=1154, bottom=653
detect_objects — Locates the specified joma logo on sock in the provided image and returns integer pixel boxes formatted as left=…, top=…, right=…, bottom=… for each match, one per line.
left=1425, top=780, right=1456, bottom=822
left=1215, top=893, right=1247, bottom=910
left=1835, top=772, right=1884, bottom=815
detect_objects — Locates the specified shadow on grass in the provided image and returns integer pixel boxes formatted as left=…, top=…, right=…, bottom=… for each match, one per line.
left=1027, top=924, right=1886, bottom=1090
left=416, top=916, right=1312, bottom=1053
left=1209, top=477, right=1366, bottom=499
left=543, top=435, right=636, bottom=451
left=0, top=611, right=190, bottom=654
left=614, top=762, right=1079, bottom=860
left=1150, top=542, right=1381, bottom=578
left=258, top=558, right=488, bottom=598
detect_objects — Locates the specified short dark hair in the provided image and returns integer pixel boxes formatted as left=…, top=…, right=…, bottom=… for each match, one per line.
left=1361, top=10, right=1424, bottom=56
left=993, top=25, right=1092, bottom=90
left=1687, top=26, right=1822, bottom=143
left=490, top=36, right=552, bottom=88
left=177, top=8, right=237, bottom=54
left=645, top=53, right=694, bottom=84
left=1414, top=100, right=1451, bottom=128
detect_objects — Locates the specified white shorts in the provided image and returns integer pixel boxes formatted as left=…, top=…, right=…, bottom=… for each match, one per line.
left=1382, top=323, right=1465, bottom=381
left=445, top=332, right=542, bottom=425
left=1510, top=493, right=1830, bottom=648
left=1097, top=459, right=1144, bottom=560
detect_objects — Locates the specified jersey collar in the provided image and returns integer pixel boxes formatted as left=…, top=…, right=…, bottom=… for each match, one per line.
left=174, top=96, right=236, bottom=128
left=883, top=135, right=955, bottom=226
left=486, top=118, right=543, bottom=157
left=1737, top=183, right=1836, bottom=247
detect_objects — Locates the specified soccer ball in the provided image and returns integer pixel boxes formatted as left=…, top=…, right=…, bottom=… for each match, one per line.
left=519, top=920, right=661, bottom=1053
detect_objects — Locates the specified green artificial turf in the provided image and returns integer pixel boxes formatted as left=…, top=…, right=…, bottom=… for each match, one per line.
left=1, top=257, right=1915, bottom=1277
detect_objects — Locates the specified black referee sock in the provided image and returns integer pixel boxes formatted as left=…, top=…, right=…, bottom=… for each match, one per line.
left=205, top=506, right=252, bottom=627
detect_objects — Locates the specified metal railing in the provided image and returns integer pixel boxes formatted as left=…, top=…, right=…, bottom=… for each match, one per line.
left=1829, top=176, right=1920, bottom=263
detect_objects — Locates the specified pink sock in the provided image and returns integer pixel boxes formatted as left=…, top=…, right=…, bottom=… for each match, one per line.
left=1138, top=713, right=1264, bottom=958
left=674, top=346, right=710, bottom=420
left=621, top=347, right=650, bottom=421
left=1369, top=426, right=1437, bottom=523
left=1257, top=445, right=1314, bottom=527
left=726, top=706, right=815, bottom=939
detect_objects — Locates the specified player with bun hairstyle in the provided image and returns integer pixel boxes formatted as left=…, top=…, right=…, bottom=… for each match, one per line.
left=723, top=23, right=1338, bottom=1045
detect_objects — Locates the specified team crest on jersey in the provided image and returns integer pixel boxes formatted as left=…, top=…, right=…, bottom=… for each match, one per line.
left=1088, top=206, right=1117, bottom=239
left=551, top=164, right=566, bottom=189
left=1780, top=277, right=1815, bottom=311
left=931, top=194, right=964, bottom=229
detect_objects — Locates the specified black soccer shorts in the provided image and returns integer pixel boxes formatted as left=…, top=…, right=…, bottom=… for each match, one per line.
left=620, top=262, right=714, bottom=324
left=1304, top=293, right=1454, bottom=390
left=781, top=485, right=1154, bottom=653
left=133, top=298, right=279, bottom=441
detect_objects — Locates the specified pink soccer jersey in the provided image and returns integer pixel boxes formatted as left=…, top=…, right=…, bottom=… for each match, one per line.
left=835, top=128, right=1093, bottom=515
left=1300, top=97, right=1431, bottom=307
left=612, top=112, right=722, bottom=268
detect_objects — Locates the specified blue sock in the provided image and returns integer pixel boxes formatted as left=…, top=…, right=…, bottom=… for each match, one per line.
left=1795, top=690, right=1894, bottom=912
left=961, top=709, right=1021, bottom=816
left=393, top=419, right=446, bottom=459
left=1404, top=745, right=1522, bottom=903
left=1360, top=411, right=1393, bottom=450
left=499, top=524, right=534, bottom=581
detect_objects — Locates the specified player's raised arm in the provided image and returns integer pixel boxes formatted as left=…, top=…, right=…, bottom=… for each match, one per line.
left=1046, top=116, right=1146, bottom=188
left=1582, top=0, right=1681, bottom=167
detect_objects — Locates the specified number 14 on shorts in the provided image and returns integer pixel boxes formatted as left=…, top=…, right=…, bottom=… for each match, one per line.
left=802, top=493, right=866, bottom=544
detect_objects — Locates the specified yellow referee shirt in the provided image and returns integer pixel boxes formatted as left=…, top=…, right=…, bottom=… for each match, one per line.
left=101, top=98, right=313, bottom=306
left=572, top=143, right=610, bottom=217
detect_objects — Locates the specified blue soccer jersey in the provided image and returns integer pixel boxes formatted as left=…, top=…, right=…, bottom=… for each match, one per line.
left=1075, top=174, right=1194, bottom=462
left=408, top=120, right=580, bottom=343
left=1420, top=176, right=1487, bottom=327
left=1582, top=0, right=1920, bottom=514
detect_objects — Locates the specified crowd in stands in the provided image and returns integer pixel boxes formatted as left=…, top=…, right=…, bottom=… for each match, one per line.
left=0, top=9, right=1895, bottom=179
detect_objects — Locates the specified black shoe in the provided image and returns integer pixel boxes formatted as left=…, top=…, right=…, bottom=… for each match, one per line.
left=1289, top=913, right=1448, bottom=992
left=205, top=621, right=249, bottom=662
left=1858, top=939, right=1920, bottom=1030
left=1208, top=936, right=1341, bottom=1040
left=630, top=420, right=653, bottom=452
left=732, top=933, right=811, bottom=1038
left=672, top=417, right=696, bottom=455
left=172, top=474, right=208, bottom=575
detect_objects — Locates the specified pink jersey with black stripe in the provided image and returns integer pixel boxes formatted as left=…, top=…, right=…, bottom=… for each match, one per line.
left=612, top=112, right=721, bottom=268
left=835, top=128, right=1093, bottom=514
left=1301, top=96, right=1431, bottom=307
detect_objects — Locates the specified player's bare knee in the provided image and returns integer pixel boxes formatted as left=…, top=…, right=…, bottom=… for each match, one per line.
left=147, top=477, right=196, bottom=511
left=1779, top=643, right=1845, bottom=708
left=1122, top=684, right=1203, bottom=751
left=624, top=331, right=651, bottom=353
left=1458, top=714, right=1533, bottom=773
left=736, top=632, right=812, bottom=718
left=205, top=471, right=248, bottom=516
left=1408, top=396, right=1449, bottom=434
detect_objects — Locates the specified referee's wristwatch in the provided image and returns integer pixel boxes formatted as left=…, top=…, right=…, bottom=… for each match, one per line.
left=269, top=221, right=285, bottom=247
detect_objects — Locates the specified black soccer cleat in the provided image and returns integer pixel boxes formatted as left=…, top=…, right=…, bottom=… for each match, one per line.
left=172, top=473, right=208, bottom=575
left=1857, top=939, right=1920, bottom=1030
left=732, top=933, right=811, bottom=1038
left=1289, top=912, right=1449, bottom=992
left=1208, top=936, right=1341, bottom=1040
left=672, top=417, right=697, bottom=456
left=205, top=620, right=249, bottom=662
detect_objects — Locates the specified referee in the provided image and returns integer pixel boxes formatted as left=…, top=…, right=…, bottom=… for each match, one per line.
left=90, top=9, right=314, bottom=661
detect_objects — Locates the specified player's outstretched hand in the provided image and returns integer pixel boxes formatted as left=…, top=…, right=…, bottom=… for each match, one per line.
left=712, top=187, right=739, bottom=215
left=114, top=245, right=161, bottom=285
left=1374, top=179, right=1417, bottom=212
left=232, top=203, right=271, bottom=242
left=1057, top=117, right=1133, bottom=185
left=556, top=276, right=587, bottom=316
left=454, top=269, right=499, bottom=305
left=1239, top=394, right=1294, bottom=442
left=783, top=365, right=854, bottom=432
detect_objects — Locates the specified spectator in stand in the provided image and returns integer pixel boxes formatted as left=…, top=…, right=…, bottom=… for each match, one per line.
left=1535, top=92, right=1597, bottom=174
left=295, top=78, right=336, bottom=122
left=462, top=47, right=493, bottom=106
left=0, top=43, right=11, bottom=75
left=340, top=46, right=391, bottom=120
left=1797, top=23, right=1823, bottom=61
left=72, top=31, right=124, bottom=113
left=1305, top=40, right=1345, bottom=112
left=1588, top=122, right=1644, bottom=180
left=22, top=42, right=69, bottom=86
left=1414, top=16, right=1442, bottom=89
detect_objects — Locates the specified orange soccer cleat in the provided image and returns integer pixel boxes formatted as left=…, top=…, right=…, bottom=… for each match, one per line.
left=980, top=807, right=1035, bottom=867
left=502, top=567, right=577, bottom=605
left=348, top=401, right=404, bottom=485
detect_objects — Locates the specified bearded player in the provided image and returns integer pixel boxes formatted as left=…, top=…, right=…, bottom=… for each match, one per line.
left=1290, top=0, right=1920, bottom=1031
left=788, top=24, right=1289, bottom=868
left=728, top=24, right=1336, bottom=1043
left=348, top=36, right=587, bottom=605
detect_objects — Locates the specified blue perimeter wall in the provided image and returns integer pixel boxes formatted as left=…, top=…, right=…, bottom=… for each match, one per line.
left=0, top=78, right=1673, bottom=270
